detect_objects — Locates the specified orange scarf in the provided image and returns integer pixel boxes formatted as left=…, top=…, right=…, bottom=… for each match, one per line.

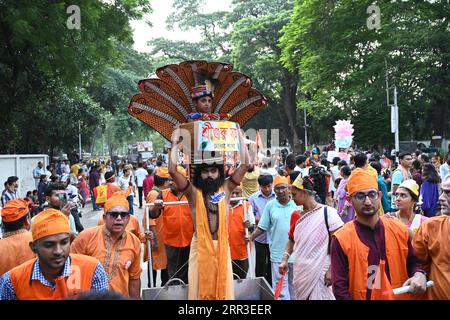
left=196, top=187, right=229, bottom=300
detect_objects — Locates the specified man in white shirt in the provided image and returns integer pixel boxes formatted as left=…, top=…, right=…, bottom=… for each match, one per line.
left=119, top=167, right=136, bottom=215
left=294, top=155, right=309, bottom=178
left=439, top=153, right=450, bottom=181
left=134, top=162, right=148, bottom=209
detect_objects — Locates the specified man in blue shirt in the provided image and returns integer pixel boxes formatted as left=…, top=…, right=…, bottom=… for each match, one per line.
left=248, top=174, right=276, bottom=286
left=370, top=161, right=391, bottom=213
left=248, top=175, right=300, bottom=300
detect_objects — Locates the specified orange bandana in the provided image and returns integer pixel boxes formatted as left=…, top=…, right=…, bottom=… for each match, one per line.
left=104, top=194, right=129, bottom=213
left=273, top=175, right=289, bottom=187
left=156, top=167, right=170, bottom=179
left=347, top=169, right=378, bottom=195
left=32, top=209, right=70, bottom=241
left=1, top=198, right=29, bottom=222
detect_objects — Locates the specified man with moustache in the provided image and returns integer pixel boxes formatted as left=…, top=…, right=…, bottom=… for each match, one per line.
left=412, top=176, right=450, bottom=299
left=70, top=193, right=142, bottom=299
left=330, top=170, right=427, bottom=300
left=247, top=175, right=300, bottom=300
left=168, top=126, right=250, bottom=300
left=0, top=209, right=108, bottom=300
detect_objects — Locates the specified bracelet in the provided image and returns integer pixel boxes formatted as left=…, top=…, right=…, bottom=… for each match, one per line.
left=283, top=251, right=291, bottom=258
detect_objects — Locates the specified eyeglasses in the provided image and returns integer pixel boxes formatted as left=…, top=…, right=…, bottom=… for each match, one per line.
left=108, top=211, right=130, bottom=219
left=352, top=191, right=379, bottom=202
left=274, top=186, right=287, bottom=191
left=440, top=189, right=450, bottom=196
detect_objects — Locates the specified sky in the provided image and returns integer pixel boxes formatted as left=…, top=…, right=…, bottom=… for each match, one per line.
left=130, top=0, right=233, bottom=53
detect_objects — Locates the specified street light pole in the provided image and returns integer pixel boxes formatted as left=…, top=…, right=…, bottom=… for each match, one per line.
left=393, top=86, right=399, bottom=159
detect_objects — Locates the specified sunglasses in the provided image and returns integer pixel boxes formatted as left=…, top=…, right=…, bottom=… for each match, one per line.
left=440, top=189, right=450, bottom=196
left=108, top=211, right=130, bottom=219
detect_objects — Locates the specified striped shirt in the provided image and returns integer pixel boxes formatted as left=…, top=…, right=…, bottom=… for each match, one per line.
left=0, top=256, right=109, bottom=300
left=1, top=189, right=19, bottom=207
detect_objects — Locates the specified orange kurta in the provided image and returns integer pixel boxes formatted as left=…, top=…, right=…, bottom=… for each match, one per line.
left=334, top=216, right=411, bottom=300
left=413, top=215, right=450, bottom=300
left=9, top=254, right=98, bottom=300
left=228, top=203, right=250, bottom=261
left=97, top=215, right=145, bottom=243
left=70, top=226, right=142, bottom=297
left=143, top=188, right=167, bottom=269
left=0, top=230, right=35, bottom=277
left=160, top=189, right=193, bottom=248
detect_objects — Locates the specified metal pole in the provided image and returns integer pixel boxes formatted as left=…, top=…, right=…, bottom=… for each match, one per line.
left=394, top=86, right=399, bottom=163
left=242, top=199, right=254, bottom=278
left=145, top=205, right=154, bottom=288
left=79, top=120, right=82, bottom=161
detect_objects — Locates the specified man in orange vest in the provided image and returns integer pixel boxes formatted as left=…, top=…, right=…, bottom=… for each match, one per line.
left=71, top=193, right=142, bottom=299
left=144, top=167, right=171, bottom=286
left=0, top=209, right=108, bottom=300
left=0, top=199, right=35, bottom=277
left=149, top=166, right=193, bottom=284
left=330, top=169, right=427, bottom=300
left=227, top=185, right=255, bottom=279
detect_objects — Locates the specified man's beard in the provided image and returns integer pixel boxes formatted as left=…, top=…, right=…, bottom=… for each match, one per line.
left=194, top=176, right=224, bottom=194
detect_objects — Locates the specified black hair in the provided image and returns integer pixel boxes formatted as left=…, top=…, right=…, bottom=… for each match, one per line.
left=320, top=159, right=329, bottom=169
left=138, top=162, right=144, bottom=168
left=147, top=168, right=154, bottom=175
left=420, top=153, right=430, bottom=163
left=105, top=171, right=115, bottom=182
left=422, top=163, right=441, bottom=183
left=26, top=191, right=32, bottom=197
left=415, top=150, right=421, bottom=157
left=354, top=153, right=368, bottom=168
left=285, top=153, right=296, bottom=170
left=6, top=176, right=18, bottom=185
left=192, top=163, right=225, bottom=193
left=398, top=152, right=411, bottom=160
left=412, top=159, right=421, bottom=171
left=300, top=175, right=315, bottom=193
left=2, top=214, right=29, bottom=233
left=370, top=161, right=382, bottom=175
left=289, top=171, right=300, bottom=183
left=332, top=157, right=341, bottom=166
left=338, top=160, right=348, bottom=168
left=258, top=174, right=273, bottom=186
left=50, top=175, right=59, bottom=182
left=340, top=165, right=352, bottom=177
left=154, top=175, right=168, bottom=187
left=156, top=160, right=163, bottom=167
left=334, top=177, right=342, bottom=187
left=32, top=190, right=38, bottom=194
left=295, top=155, right=307, bottom=166
left=45, top=182, right=66, bottom=197
left=39, top=174, right=47, bottom=182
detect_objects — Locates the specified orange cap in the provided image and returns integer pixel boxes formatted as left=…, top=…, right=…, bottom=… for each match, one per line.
left=1, top=198, right=29, bottom=222
left=32, top=209, right=70, bottom=241
left=104, top=193, right=129, bottom=213
left=176, top=165, right=187, bottom=177
left=273, top=175, right=290, bottom=187
left=156, top=167, right=170, bottom=179
left=347, top=169, right=378, bottom=195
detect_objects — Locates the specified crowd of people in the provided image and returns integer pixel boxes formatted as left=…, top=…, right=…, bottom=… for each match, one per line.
left=0, top=146, right=449, bottom=300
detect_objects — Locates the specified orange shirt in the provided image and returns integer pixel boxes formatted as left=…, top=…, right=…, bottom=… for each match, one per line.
left=0, top=230, right=35, bottom=277
left=160, top=189, right=193, bottom=248
left=70, top=226, right=142, bottom=297
left=97, top=215, right=145, bottom=243
left=228, top=203, right=250, bottom=260
left=9, top=254, right=98, bottom=300
left=143, top=189, right=167, bottom=269
left=413, top=215, right=450, bottom=300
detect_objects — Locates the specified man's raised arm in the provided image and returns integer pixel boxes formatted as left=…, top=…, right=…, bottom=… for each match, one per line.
left=169, top=126, right=192, bottom=196
left=226, top=129, right=250, bottom=194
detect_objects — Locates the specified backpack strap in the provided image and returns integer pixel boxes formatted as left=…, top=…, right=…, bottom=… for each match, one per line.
left=324, top=206, right=331, bottom=254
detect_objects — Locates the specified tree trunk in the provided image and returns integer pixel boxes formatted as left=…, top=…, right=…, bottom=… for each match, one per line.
left=280, top=68, right=302, bottom=153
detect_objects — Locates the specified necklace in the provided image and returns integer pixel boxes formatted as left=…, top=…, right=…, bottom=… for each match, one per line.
left=204, top=195, right=219, bottom=235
